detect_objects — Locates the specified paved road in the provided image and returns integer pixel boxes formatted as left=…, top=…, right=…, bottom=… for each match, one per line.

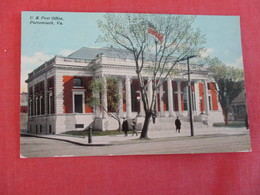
left=20, top=133, right=251, bottom=158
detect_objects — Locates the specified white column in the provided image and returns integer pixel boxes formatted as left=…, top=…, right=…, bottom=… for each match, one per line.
left=125, top=76, right=132, bottom=118
left=177, top=81, right=182, bottom=115
left=159, top=83, right=164, bottom=117
left=118, top=78, right=124, bottom=118
left=203, top=80, right=209, bottom=115
left=194, top=81, right=200, bottom=115
left=102, top=76, right=108, bottom=119
left=167, top=77, right=174, bottom=117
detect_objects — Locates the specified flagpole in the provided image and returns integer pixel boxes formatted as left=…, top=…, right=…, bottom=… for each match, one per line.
left=155, top=39, right=158, bottom=62
left=154, top=39, right=158, bottom=113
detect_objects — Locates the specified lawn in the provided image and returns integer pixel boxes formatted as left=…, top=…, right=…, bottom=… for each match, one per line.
left=62, top=130, right=125, bottom=137
left=213, top=121, right=246, bottom=128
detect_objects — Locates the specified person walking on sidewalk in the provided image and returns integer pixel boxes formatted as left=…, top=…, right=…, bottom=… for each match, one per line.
left=131, top=118, right=138, bottom=136
left=122, top=118, right=129, bottom=137
left=175, top=117, right=181, bottom=133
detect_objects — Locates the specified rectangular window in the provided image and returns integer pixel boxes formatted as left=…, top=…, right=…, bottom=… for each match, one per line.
left=208, top=96, right=212, bottom=111
left=49, top=125, right=52, bottom=134
left=48, top=77, right=54, bottom=89
left=48, top=94, right=52, bottom=114
left=74, top=78, right=83, bottom=87
left=164, top=88, right=168, bottom=111
left=36, top=97, right=39, bottom=115
left=74, top=94, right=83, bottom=113
left=183, top=87, right=188, bottom=111
left=40, top=96, right=44, bottom=115
left=131, top=87, right=138, bottom=112
left=207, top=83, right=211, bottom=90
left=29, top=99, right=33, bottom=116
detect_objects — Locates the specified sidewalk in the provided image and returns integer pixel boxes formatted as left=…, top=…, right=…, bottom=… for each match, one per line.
left=21, top=126, right=249, bottom=146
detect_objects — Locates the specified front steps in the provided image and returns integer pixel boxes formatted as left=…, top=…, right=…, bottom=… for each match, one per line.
left=135, top=116, right=208, bottom=131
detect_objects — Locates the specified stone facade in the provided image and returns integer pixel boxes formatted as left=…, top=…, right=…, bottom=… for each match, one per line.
left=26, top=47, right=224, bottom=134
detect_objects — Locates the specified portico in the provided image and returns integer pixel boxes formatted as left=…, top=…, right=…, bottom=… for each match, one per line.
left=92, top=74, right=217, bottom=122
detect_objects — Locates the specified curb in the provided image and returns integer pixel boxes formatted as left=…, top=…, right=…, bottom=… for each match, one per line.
left=21, top=133, right=112, bottom=146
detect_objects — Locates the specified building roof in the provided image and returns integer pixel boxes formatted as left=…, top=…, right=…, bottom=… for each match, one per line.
left=231, top=89, right=246, bottom=104
left=68, top=47, right=136, bottom=60
left=67, top=47, right=204, bottom=67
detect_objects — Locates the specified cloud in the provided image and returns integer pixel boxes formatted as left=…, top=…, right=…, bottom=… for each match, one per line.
left=224, top=49, right=230, bottom=55
left=59, top=49, right=74, bottom=56
left=200, top=48, right=215, bottom=58
left=21, top=52, right=53, bottom=68
left=227, top=55, right=243, bottom=68
left=20, top=49, right=75, bottom=92
left=21, top=52, right=53, bottom=92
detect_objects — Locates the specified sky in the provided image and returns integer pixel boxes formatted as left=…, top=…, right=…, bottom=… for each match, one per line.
left=21, top=11, right=243, bottom=92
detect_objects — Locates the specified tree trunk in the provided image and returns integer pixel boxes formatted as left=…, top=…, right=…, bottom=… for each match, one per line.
left=140, top=111, right=152, bottom=139
left=223, top=110, right=229, bottom=125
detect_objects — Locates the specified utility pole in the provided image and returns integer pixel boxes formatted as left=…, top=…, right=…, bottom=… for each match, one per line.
left=88, top=126, right=92, bottom=143
left=186, top=55, right=196, bottom=136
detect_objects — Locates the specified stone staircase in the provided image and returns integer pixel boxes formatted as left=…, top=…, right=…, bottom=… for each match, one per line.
left=136, top=116, right=208, bottom=131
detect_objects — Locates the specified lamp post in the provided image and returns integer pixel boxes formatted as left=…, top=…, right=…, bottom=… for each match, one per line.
left=186, top=55, right=197, bottom=136
left=88, top=126, right=92, bottom=144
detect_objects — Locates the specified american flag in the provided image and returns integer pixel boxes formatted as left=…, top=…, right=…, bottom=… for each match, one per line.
left=148, top=22, right=163, bottom=43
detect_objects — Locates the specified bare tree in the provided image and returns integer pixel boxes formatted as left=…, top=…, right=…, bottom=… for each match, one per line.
left=98, top=13, right=205, bottom=139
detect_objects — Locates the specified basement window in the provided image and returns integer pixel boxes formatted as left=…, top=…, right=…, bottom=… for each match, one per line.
left=75, top=124, right=84, bottom=128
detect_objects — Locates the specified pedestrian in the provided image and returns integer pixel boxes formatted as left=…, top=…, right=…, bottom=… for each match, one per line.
left=122, top=118, right=129, bottom=137
left=175, top=117, right=181, bottom=133
left=131, top=118, right=138, bottom=136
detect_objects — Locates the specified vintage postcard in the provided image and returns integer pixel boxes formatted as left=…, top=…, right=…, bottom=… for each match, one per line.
left=20, top=11, right=251, bottom=158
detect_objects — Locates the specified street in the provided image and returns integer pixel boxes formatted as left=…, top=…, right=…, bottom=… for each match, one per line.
left=20, top=132, right=251, bottom=158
